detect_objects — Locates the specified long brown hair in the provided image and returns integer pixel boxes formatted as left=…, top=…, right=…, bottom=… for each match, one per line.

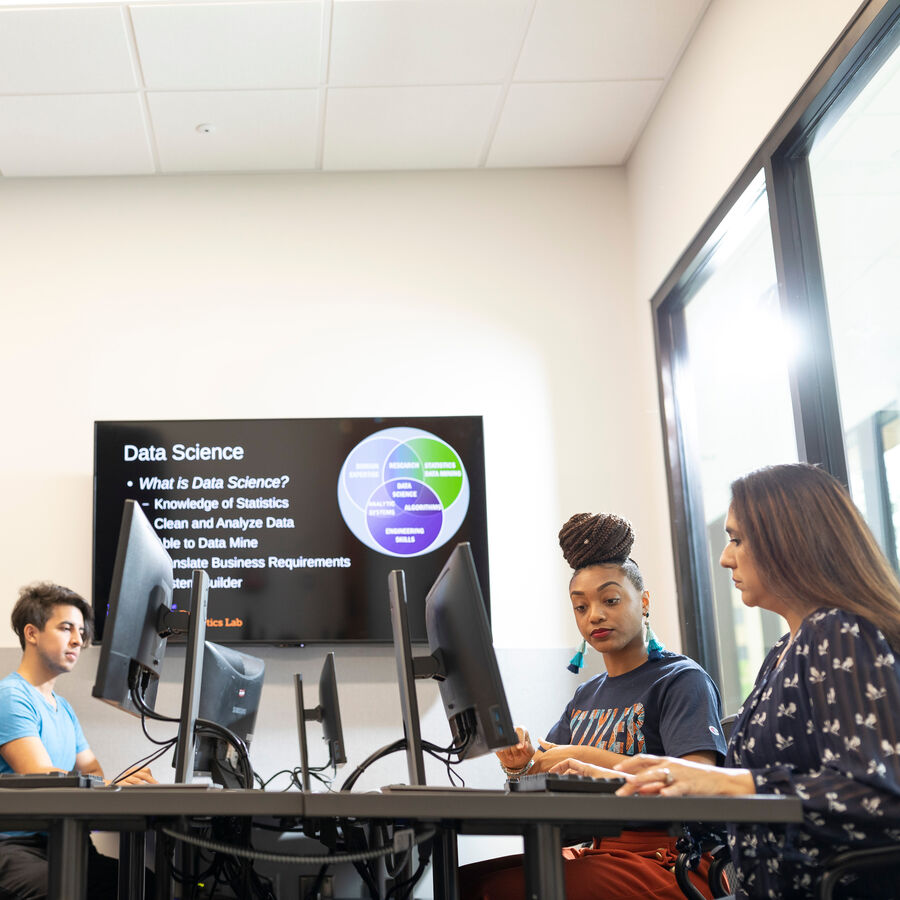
left=730, top=463, right=900, bottom=649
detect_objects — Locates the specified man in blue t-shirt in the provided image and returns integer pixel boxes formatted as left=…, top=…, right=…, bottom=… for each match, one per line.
left=0, top=582, right=154, bottom=899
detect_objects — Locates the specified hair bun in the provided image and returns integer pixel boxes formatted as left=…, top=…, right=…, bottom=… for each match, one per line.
left=558, top=512, right=634, bottom=570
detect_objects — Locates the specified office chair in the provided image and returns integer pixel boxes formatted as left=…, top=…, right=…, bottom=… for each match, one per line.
left=818, top=842, right=900, bottom=900
left=674, top=715, right=738, bottom=900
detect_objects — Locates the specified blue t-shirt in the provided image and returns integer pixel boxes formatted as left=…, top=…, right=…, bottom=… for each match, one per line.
left=0, top=672, right=89, bottom=773
left=546, top=651, right=727, bottom=760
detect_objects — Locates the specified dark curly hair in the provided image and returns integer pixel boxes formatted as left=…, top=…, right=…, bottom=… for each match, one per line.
left=558, top=512, right=643, bottom=591
left=11, top=582, right=93, bottom=651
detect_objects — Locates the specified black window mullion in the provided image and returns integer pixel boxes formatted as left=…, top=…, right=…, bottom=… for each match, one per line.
left=765, top=155, right=848, bottom=485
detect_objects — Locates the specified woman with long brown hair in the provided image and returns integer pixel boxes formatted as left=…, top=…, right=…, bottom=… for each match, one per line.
left=558, top=464, right=900, bottom=899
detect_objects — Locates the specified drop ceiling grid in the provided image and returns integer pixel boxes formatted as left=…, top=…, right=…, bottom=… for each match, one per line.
left=0, top=0, right=712, bottom=177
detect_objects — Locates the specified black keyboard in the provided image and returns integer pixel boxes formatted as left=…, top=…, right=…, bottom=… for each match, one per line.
left=0, top=773, right=104, bottom=789
left=507, top=772, right=624, bottom=794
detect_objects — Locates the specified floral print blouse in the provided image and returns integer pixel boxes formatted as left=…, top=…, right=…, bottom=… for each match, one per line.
left=726, top=608, right=900, bottom=899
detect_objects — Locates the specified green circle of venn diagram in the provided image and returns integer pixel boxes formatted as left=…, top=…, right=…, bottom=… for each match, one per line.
left=402, top=437, right=464, bottom=509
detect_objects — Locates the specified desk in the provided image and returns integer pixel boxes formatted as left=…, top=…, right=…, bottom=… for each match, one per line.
left=0, top=787, right=803, bottom=899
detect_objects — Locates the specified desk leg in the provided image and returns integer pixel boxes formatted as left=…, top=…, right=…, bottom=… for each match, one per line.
left=431, top=827, right=459, bottom=900
left=155, top=828, right=173, bottom=900
left=119, top=831, right=145, bottom=900
left=48, top=817, right=88, bottom=900
left=523, top=822, right=564, bottom=900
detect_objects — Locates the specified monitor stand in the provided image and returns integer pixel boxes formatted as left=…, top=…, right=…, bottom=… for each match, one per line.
left=173, top=569, right=209, bottom=784
left=389, top=569, right=446, bottom=787
left=295, top=673, right=315, bottom=791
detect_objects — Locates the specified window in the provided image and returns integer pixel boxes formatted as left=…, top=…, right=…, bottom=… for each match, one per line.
left=808, top=38, right=900, bottom=569
left=658, top=175, right=797, bottom=710
left=653, top=0, right=900, bottom=708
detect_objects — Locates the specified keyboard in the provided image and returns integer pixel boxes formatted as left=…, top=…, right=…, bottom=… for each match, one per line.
left=380, top=783, right=502, bottom=794
left=506, top=773, right=625, bottom=794
left=0, top=773, right=104, bottom=789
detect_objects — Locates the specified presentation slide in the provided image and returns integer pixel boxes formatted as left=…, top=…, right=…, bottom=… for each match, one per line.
left=93, top=417, right=488, bottom=644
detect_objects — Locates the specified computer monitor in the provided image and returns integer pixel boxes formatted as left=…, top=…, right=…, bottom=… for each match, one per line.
left=388, top=542, right=516, bottom=783
left=425, top=542, right=515, bottom=759
left=295, top=652, right=347, bottom=790
left=194, top=642, right=265, bottom=787
left=92, top=499, right=175, bottom=717
left=91, top=500, right=218, bottom=784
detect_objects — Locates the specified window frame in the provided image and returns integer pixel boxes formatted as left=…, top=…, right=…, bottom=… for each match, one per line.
left=651, top=0, right=900, bottom=680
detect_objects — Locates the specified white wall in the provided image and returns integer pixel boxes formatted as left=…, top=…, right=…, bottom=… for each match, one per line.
left=0, top=168, right=673, bottom=867
left=628, top=0, right=864, bottom=303
left=0, top=167, right=675, bottom=652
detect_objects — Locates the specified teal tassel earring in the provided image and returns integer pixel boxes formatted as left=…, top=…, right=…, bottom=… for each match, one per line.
left=567, top=638, right=586, bottom=673
left=643, top=611, right=666, bottom=660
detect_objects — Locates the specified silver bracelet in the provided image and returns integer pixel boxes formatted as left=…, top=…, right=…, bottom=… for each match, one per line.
left=500, top=758, right=534, bottom=778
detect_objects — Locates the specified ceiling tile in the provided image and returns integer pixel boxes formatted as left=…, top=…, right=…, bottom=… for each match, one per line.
left=488, top=81, right=662, bottom=168
left=324, top=85, right=501, bottom=170
left=131, top=1, right=324, bottom=90
left=516, top=0, right=709, bottom=82
left=0, top=94, right=154, bottom=177
left=0, top=7, right=137, bottom=94
left=330, top=0, right=531, bottom=86
left=148, top=90, right=319, bottom=172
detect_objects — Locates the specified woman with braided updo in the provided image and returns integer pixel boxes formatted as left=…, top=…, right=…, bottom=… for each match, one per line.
left=460, top=511, right=727, bottom=900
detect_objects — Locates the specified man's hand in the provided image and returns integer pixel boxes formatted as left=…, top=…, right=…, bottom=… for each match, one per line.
left=495, top=726, right=535, bottom=770
left=117, top=766, right=157, bottom=786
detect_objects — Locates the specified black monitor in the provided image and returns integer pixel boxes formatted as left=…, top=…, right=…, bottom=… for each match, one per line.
left=425, top=543, right=515, bottom=759
left=91, top=500, right=241, bottom=785
left=295, top=652, right=347, bottom=791
left=92, top=499, right=175, bottom=716
left=388, top=542, right=515, bottom=783
left=194, top=642, right=265, bottom=787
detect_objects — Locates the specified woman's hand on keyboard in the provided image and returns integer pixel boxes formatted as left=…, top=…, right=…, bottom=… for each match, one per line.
left=547, top=758, right=626, bottom=781
left=495, top=726, right=535, bottom=771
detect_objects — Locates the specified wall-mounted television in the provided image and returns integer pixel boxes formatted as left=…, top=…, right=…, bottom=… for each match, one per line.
left=93, top=417, right=488, bottom=645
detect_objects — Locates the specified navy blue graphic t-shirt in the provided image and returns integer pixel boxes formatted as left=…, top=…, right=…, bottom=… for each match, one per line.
left=545, top=651, right=727, bottom=760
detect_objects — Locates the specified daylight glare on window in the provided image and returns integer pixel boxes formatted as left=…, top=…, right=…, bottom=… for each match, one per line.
left=810, top=39, right=900, bottom=570
left=681, top=173, right=797, bottom=711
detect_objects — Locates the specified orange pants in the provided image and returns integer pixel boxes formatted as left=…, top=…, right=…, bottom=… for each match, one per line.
left=458, top=829, right=715, bottom=900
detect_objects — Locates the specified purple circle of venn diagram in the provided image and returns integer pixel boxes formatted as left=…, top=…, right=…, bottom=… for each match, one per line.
left=337, top=427, right=469, bottom=558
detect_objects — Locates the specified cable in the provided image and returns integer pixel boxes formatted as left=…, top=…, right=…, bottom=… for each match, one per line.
left=340, top=733, right=471, bottom=792
left=256, top=766, right=333, bottom=792
left=130, top=682, right=179, bottom=723
left=340, top=739, right=407, bottom=792
left=130, top=683, right=256, bottom=789
left=384, top=844, right=434, bottom=900
left=111, top=739, right=177, bottom=784
left=159, top=824, right=437, bottom=866
left=194, top=719, right=254, bottom=789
